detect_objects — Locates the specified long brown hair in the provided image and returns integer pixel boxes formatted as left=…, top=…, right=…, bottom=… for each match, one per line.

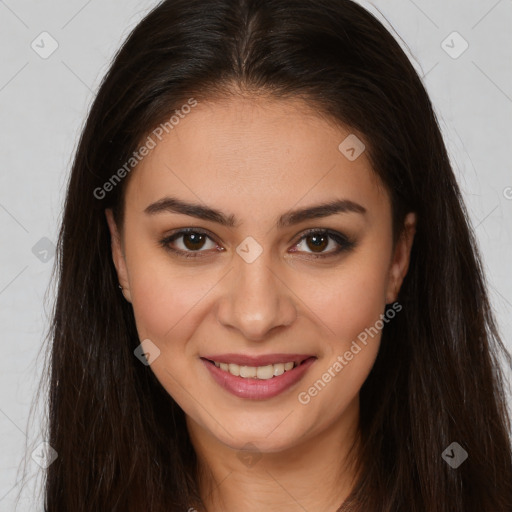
left=44, top=0, right=512, bottom=510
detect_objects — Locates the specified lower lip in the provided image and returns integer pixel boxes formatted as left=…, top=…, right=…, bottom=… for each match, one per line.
left=201, top=357, right=316, bottom=400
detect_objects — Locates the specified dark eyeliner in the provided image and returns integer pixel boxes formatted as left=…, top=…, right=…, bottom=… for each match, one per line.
left=158, top=228, right=220, bottom=258
left=291, top=228, right=356, bottom=259
left=159, top=228, right=355, bottom=259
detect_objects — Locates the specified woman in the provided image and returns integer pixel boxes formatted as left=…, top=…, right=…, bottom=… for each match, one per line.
left=44, top=0, right=512, bottom=510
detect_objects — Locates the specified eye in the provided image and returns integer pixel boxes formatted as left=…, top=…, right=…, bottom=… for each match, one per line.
left=159, top=228, right=355, bottom=259
left=290, top=229, right=355, bottom=259
left=159, top=228, right=221, bottom=258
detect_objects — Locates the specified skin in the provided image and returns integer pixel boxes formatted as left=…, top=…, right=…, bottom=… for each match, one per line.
left=106, top=94, right=416, bottom=512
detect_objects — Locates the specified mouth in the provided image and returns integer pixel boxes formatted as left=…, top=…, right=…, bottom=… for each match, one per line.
left=200, top=354, right=317, bottom=400
left=201, top=357, right=312, bottom=380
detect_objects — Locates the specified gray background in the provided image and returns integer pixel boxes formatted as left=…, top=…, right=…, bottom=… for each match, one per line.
left=1, top=0, right=511, bottom=509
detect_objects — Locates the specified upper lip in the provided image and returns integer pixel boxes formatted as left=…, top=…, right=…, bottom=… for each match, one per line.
left=201, top=353, right=315, bottom=366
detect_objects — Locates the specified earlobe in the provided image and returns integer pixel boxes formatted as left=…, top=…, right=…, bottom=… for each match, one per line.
left=105, top=209, right=132, bottom=303
left=385, top=212, right=417, bottom=304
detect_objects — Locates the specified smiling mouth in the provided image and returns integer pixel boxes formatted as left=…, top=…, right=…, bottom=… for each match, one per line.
left=202, top=357, right=314, bottom=380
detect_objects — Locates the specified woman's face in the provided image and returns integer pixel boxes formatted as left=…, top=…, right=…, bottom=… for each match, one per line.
left=106, top=95, right=415, bottom=453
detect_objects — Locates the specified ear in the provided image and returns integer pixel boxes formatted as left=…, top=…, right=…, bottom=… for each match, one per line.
left=105, top=208, right=132, bottom=303
left=385, top=212, right=416, bottom=304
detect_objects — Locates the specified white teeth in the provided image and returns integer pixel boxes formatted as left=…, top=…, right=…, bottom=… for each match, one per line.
left=213, top=360, right=299, bottom=379
left=228, top=363, right=240, bottom=376
left=239, top=365, right=257, bottom=378
left=256, top=365, right=274, bottom=380
left=273, top=363, right=285, bottom=376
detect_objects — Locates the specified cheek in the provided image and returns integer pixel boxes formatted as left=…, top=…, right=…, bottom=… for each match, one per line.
left=295, top=256, right=391, bottom=426
left=131, top=274, right=213, bottom=346
left=127, top=261, right=214, bottom=407
left=126, top=242, right=209, bottom=344
left=306, top=251, right=391, bottom=347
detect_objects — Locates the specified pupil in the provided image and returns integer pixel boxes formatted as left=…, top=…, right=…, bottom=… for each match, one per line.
left=184, top=233, right=205, bottom=250
left=308, top=234, right=327, bottom=252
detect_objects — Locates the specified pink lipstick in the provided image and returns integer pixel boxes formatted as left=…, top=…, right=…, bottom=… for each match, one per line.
left=200, top=354, right=316, bottom=400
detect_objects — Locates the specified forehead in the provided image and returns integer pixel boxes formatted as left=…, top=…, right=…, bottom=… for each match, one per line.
left=125, top=95, right=389, bottom=222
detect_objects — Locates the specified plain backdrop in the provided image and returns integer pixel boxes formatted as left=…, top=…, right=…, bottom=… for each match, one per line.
left=1, top=0, right=511, bottom=509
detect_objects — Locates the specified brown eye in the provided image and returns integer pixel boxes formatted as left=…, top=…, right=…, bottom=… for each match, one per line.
left=160, top=229, right=218, bottom=257
left=182, top=232, right=207, bottom=251
left=160, top=228, right=355, bottom=260
left=305, top=233, right=329, bottom=253
left=291, top=229, right=355, bottom=258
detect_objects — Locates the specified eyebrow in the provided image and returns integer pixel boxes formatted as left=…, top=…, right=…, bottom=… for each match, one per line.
left=144, top=196, right=366, bottom=228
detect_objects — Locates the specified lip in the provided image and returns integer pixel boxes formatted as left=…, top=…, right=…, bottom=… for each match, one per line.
left=201, top=355, right=317, bottom=400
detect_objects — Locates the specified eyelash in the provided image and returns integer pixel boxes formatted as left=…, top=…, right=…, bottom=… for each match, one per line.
left=159, top=228, right=355, bottom=260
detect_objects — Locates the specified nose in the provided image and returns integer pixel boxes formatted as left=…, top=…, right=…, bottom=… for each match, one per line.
left=215, top=252, right=298, bottom=341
